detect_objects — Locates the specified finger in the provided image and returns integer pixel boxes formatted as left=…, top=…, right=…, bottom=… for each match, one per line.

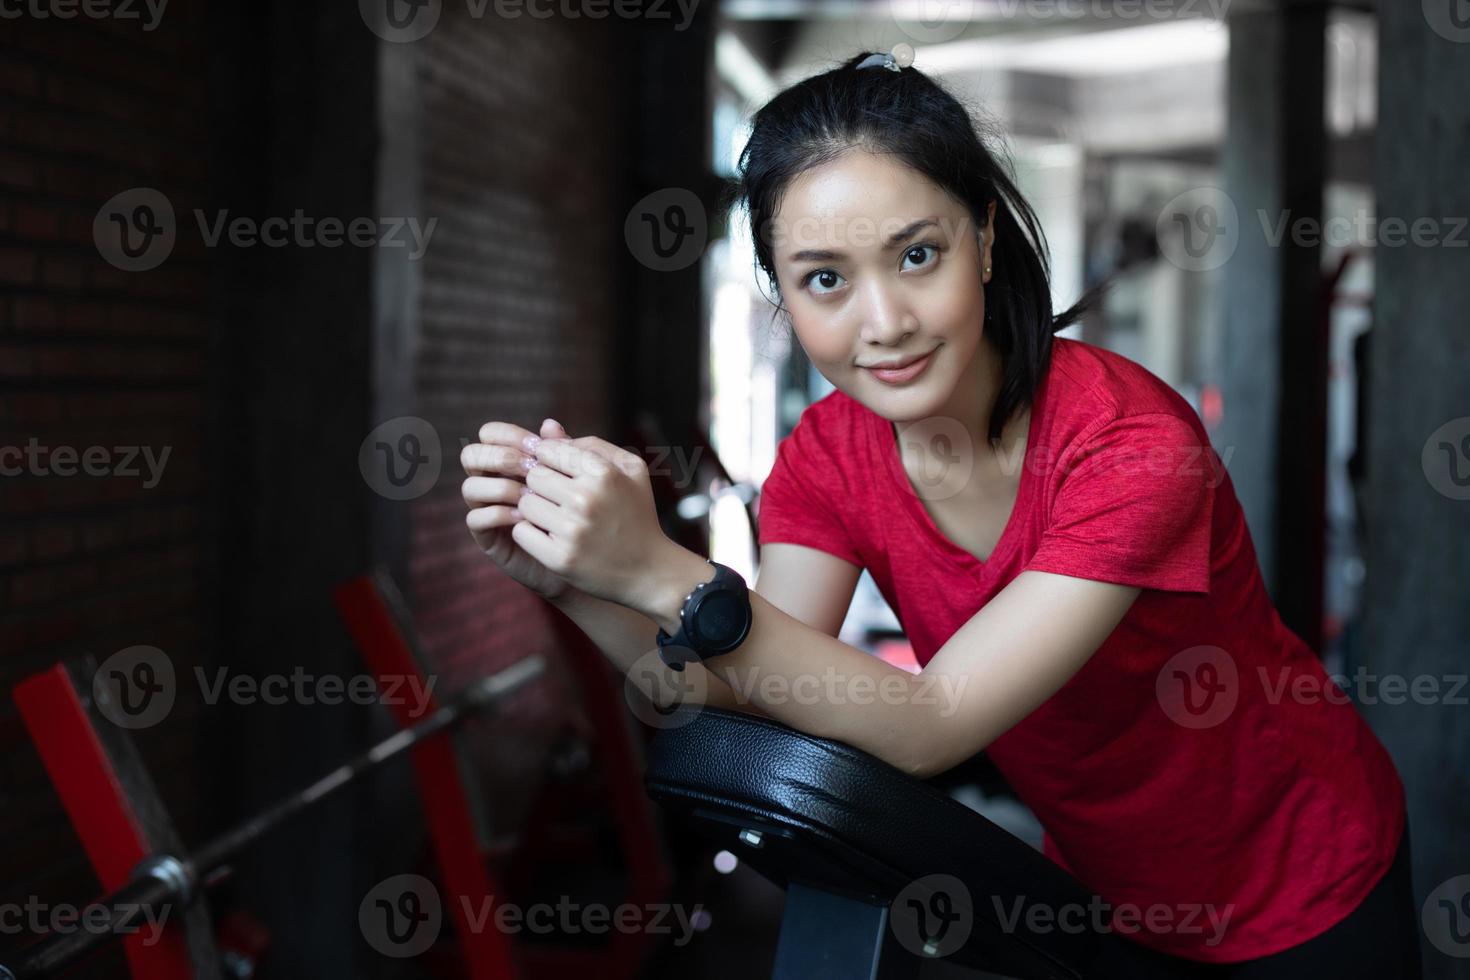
left=462, top=476, right=528, bottom=508
left=461, top=441, right=531, bottom=477
left=516, top=489, right=578, bottom=537
left=555, top=435, right=646, bottom=477
left=530, top=438, right=617, bottom=480
left=522, top=463, right=581, bottom=507
left=466, top=504, right=521, bottom=533
left=510, top=515, right=560, bottom=568
left=541, top=417, right=568, bottom=439
left=552, top=433, right=625, bottom=464
left=479, top=420, right=540, bottom=448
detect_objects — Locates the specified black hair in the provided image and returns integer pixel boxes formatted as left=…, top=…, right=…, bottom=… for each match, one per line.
left=724, top=50, right=1106, bottom=444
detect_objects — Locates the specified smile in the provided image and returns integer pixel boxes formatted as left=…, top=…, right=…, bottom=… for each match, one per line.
left=862, top=347, right=937, bottom=385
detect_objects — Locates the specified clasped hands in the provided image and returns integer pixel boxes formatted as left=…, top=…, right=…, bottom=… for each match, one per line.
left=460, top=417, right=681, bottom=613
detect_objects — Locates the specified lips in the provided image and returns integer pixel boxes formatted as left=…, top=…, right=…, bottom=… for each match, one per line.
left=862, top=348, right=937, bottom=384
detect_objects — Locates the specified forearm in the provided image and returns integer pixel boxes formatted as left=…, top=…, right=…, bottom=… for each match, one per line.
left=548, top=587, right=760, bottom=716
left=637, top=546, right=942, bottom=775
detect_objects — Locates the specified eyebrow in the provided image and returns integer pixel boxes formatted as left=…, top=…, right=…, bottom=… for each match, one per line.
left=785, top=218, right=941, bottom=264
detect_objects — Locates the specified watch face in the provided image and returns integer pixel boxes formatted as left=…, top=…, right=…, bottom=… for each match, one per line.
left=694, top=590, right=745, bottom=649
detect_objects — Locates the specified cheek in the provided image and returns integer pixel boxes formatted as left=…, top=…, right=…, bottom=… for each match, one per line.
left=914, top=271, right=986, bottom=347
left=788, top=308, right=853, bottom=368
left=938, top=263, right=987, bottom=327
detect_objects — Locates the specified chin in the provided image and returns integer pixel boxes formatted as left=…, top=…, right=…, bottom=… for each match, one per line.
left=854, top=374, right=953, bottom=423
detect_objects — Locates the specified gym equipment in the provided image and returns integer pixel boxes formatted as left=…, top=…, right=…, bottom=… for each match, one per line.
left=6, top=567, right=672, bottom=980
left=644, top=706, right=1112, bottom=979
left=1, top=656, right=544, bottom=980
left=337, top=571, right=674, bottom=980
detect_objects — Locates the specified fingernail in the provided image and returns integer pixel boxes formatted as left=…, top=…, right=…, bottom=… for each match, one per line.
left=520, top=456, right=537, bottom=471
left=519, top=484, right=531, bottom=497
left=522, top=435, right=541, bottom=452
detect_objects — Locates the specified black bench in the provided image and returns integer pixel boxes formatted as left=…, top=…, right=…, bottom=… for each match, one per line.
left=644, top=706, right=1113, bottom=979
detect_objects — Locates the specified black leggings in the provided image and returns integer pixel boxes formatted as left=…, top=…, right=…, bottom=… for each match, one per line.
left=1086, top=824, right=1423, bottom=979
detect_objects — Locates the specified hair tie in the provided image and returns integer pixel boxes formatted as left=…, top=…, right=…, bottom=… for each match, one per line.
left=855, top=45, right=914, bottom=74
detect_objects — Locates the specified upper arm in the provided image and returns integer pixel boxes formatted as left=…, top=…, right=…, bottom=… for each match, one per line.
left=914, top=570, right=1140, bottom=777
left=754, top=542, right=862, bottom=639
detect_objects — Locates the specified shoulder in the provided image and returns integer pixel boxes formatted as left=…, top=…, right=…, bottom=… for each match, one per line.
left=797, top=386, right=867, bottom=426
left=1046, top=338, right=1208, bottom=443
left=766, top=387, right=864, bottom=484
left=781, top=386, right=871, bottom=456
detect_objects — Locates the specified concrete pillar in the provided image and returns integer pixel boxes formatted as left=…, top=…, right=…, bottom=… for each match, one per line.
left=1362, top=6, right=1470, bottom=977
left=1219, top=10, right=1285, bottom=595
left=1219, top=3, right=1328, bottom=650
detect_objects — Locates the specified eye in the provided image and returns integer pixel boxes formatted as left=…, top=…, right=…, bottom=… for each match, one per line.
left=902, top=243, right=942, bottom=271
left=801, top=268, right=846, bottom=296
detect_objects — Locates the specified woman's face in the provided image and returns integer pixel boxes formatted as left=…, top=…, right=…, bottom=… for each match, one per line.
left=770, top=150, right=996, bottom=423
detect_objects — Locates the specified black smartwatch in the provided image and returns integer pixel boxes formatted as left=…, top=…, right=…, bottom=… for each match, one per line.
left=655, top=559, right=753, bottom=671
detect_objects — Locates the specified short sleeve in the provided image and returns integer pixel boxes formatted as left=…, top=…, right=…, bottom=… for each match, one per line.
left=1026, top=412, right=1214, bottom=593
left=755, top=407, right=863, bottom=567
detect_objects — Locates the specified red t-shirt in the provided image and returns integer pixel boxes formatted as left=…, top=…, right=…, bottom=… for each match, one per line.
left=755, top=337, right=1406, bottom=963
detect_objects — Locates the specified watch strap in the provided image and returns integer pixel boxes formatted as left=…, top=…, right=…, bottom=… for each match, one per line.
left=656, top=560, right=747, bottom=671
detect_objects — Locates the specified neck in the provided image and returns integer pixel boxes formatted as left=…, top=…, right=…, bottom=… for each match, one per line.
left=894, top=336, right=1007, bottom=458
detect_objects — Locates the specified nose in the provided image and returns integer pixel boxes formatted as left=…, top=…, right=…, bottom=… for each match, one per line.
left=856, top=277, right=915, bottom=348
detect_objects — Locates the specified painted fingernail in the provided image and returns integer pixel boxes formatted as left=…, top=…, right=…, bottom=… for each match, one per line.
left=520, top=456, right=537, bottom=471
left=519, top=484, right=531, bottom=497
left=522, top=435, right=541, bottom=452
left=509, top=508, right=522, bottom=521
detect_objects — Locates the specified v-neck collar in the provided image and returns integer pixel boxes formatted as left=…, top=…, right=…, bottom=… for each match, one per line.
left=871, top=362, right=1050, bottom=583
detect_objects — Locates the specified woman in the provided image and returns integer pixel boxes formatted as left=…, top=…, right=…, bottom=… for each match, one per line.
left=460, top=51, right=1420, bottom=978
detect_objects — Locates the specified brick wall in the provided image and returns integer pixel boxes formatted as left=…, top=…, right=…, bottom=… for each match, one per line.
left=405, top=10, right=632, bottom=838
left=0, top=3, right=713, bottom=974
left=0, top=6, right=213, bottom=975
